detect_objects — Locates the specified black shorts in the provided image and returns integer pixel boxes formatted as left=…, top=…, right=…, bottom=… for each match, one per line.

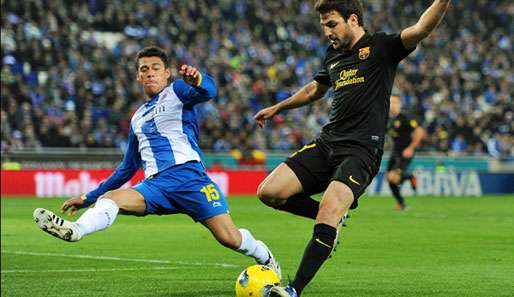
left=284, top=139, right=382, bottom=209
left=386, top=153, right=413, bottom=174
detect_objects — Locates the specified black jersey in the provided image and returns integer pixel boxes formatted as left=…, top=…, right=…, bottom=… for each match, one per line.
left=314, top=32, right=415, bottom=149
left=388, top=113, right=419, bottom=153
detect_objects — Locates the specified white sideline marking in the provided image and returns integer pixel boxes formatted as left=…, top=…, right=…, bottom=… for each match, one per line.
left=1, top=251, right=238, bottom=268
left=2, top=266, right=182, bottom=274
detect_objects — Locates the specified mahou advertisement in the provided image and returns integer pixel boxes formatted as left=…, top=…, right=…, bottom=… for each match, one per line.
left=1, top=169, right=512, bottom=197
left=1, top=169, right=267, bottom=197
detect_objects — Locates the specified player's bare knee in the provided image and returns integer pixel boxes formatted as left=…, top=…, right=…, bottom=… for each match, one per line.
left=386, top=172, right=399, bottom=184
left=317, top=203, right=349, bottom=226
left=98, top=191, right=118, bottom=205
left=318, top=187, right=353, bottom=225
left=258, top=195, right=281, bottom=207
left=98, top=191, right=111, bottom=200
left=257, top=184, right=283, bottom=207
left=386, top=172, right=393, bottom=182
left=99, top=191, right=121, bottom=204
left=256, top=182, right=268, bottom=200
left=324, top=195, right=352, bottom=214
left=392, top=175, right=401, bottom=184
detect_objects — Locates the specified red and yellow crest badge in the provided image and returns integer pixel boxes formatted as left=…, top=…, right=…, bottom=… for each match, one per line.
left=359, top=47, right=370, bottom=60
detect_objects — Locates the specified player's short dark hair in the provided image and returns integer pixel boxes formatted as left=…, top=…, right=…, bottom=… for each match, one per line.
left=314, top=0, right=364, bottom=27
left=135, top=46, right=170, bottom=71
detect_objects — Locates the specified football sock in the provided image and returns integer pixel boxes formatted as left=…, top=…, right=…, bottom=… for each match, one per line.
left=274, top=193, right=319, bottom=219
left=389, top=182, right=405, bottom=206
left=237, top=229, right=270, bottom=264
left=76, top=198, right=119, bottom=237
left=292, top=224, right=336, bottom=295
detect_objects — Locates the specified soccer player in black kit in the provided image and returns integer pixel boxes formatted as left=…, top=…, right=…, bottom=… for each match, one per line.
left=387, top=94, right=426, bottom=210
left=254, top=0, right=451, bottom=296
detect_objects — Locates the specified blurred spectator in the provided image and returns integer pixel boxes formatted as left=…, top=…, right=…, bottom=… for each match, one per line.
left=1, top=0, right=512, bottom=160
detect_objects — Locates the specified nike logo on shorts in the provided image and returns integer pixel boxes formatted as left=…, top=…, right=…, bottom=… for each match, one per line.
left=349, top=175, right=361, bottom=186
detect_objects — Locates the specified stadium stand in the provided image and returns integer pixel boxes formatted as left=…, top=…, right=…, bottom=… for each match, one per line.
left=1, top=0, right=512, bottom=160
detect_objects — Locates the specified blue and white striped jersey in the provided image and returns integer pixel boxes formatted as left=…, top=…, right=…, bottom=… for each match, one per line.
left=83, top=73, right=217, bottom=204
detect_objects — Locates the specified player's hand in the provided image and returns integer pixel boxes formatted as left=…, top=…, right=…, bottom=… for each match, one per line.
left=254, top=106, right=280, bottom=128
left=402, top=147, right=414, bottom=158
left=179, top=64, right=201, bottom=86
left=61, top=197, right=87, bottom=216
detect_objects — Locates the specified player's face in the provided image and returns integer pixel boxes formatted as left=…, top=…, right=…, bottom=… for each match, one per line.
left=320, top=10, right=357, bottom=49
left=137, top=56, right=171, bottom=98
left=390, top=95, right=401, bottom=116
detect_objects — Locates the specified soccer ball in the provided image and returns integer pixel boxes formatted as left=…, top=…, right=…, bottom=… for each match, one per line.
left=235, top=265, right=280, bottom=297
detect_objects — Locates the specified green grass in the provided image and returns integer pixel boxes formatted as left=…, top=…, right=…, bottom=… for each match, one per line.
left=2, top=195, right=514, bottom=297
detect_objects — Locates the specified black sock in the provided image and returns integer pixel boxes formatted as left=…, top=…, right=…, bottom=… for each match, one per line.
left=389, top=182, right=405, bottom=206
left=292, top=224, right=336, bottom=295
left=274, top=193, right=319, bottom=219
left=400, top=173, right=412, bottom=183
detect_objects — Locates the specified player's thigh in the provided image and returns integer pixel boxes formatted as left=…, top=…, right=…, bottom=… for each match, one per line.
left=332, top=153, right=378, bottom=210
left=258, top=141, right=331, bottom=201
left=168, top=176, right=230, bottom=222
left=101, top=188, right=146, bottom=215
left=316, top=181, right=354, bottom=227
left=387, top=154, right=401, bottom=171
left=257, top=163, right=303, bottom=201
left=201, top=213, right=241, bottom=248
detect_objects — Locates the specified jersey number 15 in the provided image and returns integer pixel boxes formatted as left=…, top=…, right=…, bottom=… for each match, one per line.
left=200, top=184, right=220, bottom=202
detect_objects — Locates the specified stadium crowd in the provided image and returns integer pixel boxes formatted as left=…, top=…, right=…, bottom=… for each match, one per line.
left=1, top=0, right=512, bottom=160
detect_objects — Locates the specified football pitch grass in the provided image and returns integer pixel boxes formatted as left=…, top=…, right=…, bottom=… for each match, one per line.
left=2, top=195, right=514, bottom=297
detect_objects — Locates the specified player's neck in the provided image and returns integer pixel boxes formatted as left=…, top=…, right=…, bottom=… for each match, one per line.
left=347, top=28, right=366, bottom=50
left=144, top=86, right=166, bottom=101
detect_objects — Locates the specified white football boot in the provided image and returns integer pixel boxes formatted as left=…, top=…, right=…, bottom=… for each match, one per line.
left=33, top=208, right=82, bottom=242
left=257, top=240, right=282, bottom=280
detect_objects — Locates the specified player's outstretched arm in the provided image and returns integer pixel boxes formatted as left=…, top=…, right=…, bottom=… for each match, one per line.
left=254, top=80, right=329, bottom=128
left=63, top=128, right=142, bottom=214
left=400, top=0, right=451, bottom=49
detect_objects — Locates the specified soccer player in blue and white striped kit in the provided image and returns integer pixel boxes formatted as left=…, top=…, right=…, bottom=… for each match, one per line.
left=33, top=46, right=280, bottom=278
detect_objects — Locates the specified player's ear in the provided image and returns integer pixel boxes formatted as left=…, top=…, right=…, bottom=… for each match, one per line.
left=348, top=14, right=359, bottom=27
left=165, top=67, right=171, bottom=81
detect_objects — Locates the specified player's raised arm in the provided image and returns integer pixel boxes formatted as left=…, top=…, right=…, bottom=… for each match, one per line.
left=174, top=64, right=217, bottom=104
left=400, top=0, right=451, bottom=49
left=254, top=80, right=329, bottom=128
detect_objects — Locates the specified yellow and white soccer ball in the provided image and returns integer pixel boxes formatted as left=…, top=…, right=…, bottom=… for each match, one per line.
left=235, top=264, right=280, bottom=297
